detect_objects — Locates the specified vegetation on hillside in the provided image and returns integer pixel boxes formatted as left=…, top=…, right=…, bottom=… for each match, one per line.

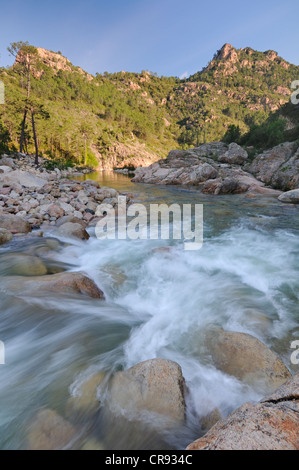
left=0, top=43, right=298, bottom=166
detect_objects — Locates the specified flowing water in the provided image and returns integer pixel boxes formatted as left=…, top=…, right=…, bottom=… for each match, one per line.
left=0, top=171, right=298, bottom=450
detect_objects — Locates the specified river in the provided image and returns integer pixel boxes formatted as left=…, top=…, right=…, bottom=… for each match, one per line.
left=0, top=171, right=298, bottom=450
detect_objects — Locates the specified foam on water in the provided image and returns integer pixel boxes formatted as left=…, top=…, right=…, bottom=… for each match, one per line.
left=0, top=174, right=298, bottom=449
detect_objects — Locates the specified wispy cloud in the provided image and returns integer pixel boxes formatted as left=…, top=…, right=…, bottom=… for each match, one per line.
left=179, top=71, right=189, bottom=79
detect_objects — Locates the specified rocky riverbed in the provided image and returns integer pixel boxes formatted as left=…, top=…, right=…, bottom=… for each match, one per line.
left=0, top=152, right=298, bottom=450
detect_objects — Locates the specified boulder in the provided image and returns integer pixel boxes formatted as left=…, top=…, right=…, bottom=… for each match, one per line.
left=108, top=358, right=186, bottom=423
left=218, top=143, right=248, bottom=165
left=27, top=409, right=76, bottom=450
left=0, top=170, right=47, bottom=189
left=187, top=373, right=299, bottom=450
left=278, top=189, right=299, bottom=204
left=22, top=272, right=105, bottom=299
left=0, top=228, right=13, bottom=245
left=205, top=327, right=291, bottom=394
left=82, top=179, right=100, bottom=188
left=77, top=190, right=89, bottom=205
left=57, top=222, right=90, bottom=240
left=0, top=214, right=31, bottom=234
left=0, top=156, right=16, bottom=169
left=55, top=215, right=86, bottom=227
left=48, top=204, right=65, bottom=218
left=0, top=165, right=13, bottom=173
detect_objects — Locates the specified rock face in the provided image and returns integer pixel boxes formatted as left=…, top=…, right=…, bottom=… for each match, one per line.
left=245, top=142, right=299, bottom=191
left=205, top=328, right=291, bottom=394
left=108, top=359, right=186, bottom=424
left=278, top=189, right=299, bottom=204
left=187, top=373, right=299, bottom=450
left=27, top=409, right=76, bottom=450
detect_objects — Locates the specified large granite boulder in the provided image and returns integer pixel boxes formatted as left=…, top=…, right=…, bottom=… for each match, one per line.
left=205, top=327, right=291, bottom=394
left=187, top=372, right=299, bottom=450
left=108, top=358, right=186, bottom=424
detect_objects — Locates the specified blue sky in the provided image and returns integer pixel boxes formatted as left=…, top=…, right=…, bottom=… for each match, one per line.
left=0, top=0, right=298, bottom=77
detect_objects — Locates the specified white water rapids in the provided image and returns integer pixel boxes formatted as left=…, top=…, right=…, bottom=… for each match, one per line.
left=0, top=173, right=298, bottom=449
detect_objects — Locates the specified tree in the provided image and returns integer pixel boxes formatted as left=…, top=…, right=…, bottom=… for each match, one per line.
left=7, top=41, right=38, bottom=153
left=79, top=122, right=93, bottom=166
left=28, top=99, right=50, bottom=165
left=222, top=125, right=241, bottom=144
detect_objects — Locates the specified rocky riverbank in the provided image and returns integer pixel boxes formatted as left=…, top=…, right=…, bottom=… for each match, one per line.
left=132, top=141, right=299, bottom=201
left=0, top=152, right=131, bottom=245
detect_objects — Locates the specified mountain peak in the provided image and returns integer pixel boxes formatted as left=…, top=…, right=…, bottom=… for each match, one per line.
left=215, top=43, right=236, bottom=60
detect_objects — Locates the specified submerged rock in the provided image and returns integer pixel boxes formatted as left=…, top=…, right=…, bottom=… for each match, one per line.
left=187, top=372, right=299, bottom=450
left=66, top=372, right=106, bottom=418
left=0, top=253, right=47, bottom=276
left=27, top=409, right=76, bottom=450
left=0, top=228, right=13, bottom=245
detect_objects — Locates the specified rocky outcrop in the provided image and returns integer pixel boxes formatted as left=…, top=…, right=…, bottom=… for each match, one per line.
left=205, top=327, right=291, bottom=394
left=132, top=140, right=299, bottom=196
left=187, top=372, right=299, bottom=450
left=94, top=141, right=161, bottom=171
left=108, top=358, right=186, bottom=424
left=132, top=142, right=280, bottom=195
left=245, top=142, right=299, bottom=191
